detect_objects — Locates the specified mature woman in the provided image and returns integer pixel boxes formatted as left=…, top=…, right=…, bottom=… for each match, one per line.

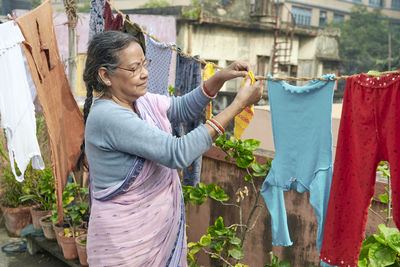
left=82, top=30, right=263, bottom=267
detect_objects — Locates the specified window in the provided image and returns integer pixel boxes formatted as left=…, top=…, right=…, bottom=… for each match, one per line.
left=369, top=0, right=383, bottom=7
left=319, top=11, right=327, bottom=26
left=333, top=13, right=344, bottom=23
left=392, top=0, right=400, bottom=9
left=256, top=56, right=269, bottom=76
left=291, top=6, right=312, bottom=25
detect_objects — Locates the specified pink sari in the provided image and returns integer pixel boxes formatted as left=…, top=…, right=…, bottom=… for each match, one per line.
left=87, top=94, right=187, bottom=267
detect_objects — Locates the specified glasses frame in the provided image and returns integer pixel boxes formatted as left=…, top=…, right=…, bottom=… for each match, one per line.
left=116, top=59, right=151, bottom=75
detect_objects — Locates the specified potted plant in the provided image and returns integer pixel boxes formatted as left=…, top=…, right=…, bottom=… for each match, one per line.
left=75, top=233, right=88, bottom=266
left=51, top=182, right=89, bottom=259
left=19, top=165, right=55, bottom=230
left=0, top=164, right=35, bottom=237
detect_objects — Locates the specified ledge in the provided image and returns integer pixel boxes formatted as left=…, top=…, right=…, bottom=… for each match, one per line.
left=203, top=145, right=387, bottom=203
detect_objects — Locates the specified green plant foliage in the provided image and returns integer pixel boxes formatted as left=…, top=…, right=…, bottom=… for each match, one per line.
left=19, top=165, right=55, bottom=211
left=31, top=0, right=41, bottom=9
left=185, top=135, right=277, bottom=266
left=51, top=182, right=89, bottom=233
left=139, top=0, right=171, bottom=8
left=77, top=1, right=91, bottom=12
left=264, top=255, right=290, bottom=267
left=358, top=224, right=400, bottom=266
left=329, top=6, right=400, bottom=74
left=183, top=182, right=229, bottom=205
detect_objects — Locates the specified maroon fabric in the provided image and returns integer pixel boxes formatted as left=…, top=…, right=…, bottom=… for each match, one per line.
left=16, top=1, right=85, bottom=222
left=103, top=2, right=123, bottom=31
left=320, top=73, right=400, bottom=266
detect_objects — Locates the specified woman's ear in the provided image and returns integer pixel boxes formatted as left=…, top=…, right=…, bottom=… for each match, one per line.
left=98, top=67, right=112, bottom=86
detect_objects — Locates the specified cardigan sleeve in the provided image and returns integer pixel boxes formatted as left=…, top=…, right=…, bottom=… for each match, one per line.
left=167, top=85, right=211, bottom=123
left=101, top=104, right=212, bottom=169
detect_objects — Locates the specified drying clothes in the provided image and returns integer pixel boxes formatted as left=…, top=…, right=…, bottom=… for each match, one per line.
left=320, top=73, right=400, bottom=267
left=173, top=49, right=203, bottom=186
left=89, top=0, right=105, bottom=40
left=103, top=1, right=123, bottom=32
left=234, top=71, right=256, bottom=139
left=16, top=0, right=85, bottom=219
left=0, top=21, right=44, bottom=182
left=145, top=35, right=172, bottom=96
left=122, top=15, right=146, bottom=54
left=261, top=74, right=336, bottom=252
left=203, top=63, right=215, bottom=120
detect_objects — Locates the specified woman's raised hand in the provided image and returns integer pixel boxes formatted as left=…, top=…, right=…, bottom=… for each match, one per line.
left=218, top=61, right=251, bottom=81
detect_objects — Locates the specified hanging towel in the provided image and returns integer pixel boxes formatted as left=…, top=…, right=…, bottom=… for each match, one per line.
left=0, top=21, right=44, bottom=182
left=16, top=0, right=85, bottom=221
left=145, top=35, right=172, bottom=96
left=173, top=49, right=202, bottom=186
left=320, top=73, right=400, bottom=267
left=261, top=74, right=335, bottom=256
left=89, top=0, right=105, bottom=40
left=103, top=1, right=123, bottom=32
left=122, top=15, right=146, bottom=54
left=234, top=71, right=256, bottom=139
left=203, top=63, right=215, bottom=120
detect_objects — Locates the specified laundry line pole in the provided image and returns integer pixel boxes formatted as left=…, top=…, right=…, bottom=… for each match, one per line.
left=63, top=0, right=77, bottom=96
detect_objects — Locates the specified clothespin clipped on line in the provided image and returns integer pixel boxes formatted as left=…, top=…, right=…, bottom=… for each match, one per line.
left=234, top=71, right=256, bottom=140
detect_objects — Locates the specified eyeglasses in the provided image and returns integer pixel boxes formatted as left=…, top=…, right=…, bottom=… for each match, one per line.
left=116, top=59, right=151, bottom=75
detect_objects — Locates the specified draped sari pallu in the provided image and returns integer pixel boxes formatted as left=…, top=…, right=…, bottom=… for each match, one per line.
left=87, top=94, right=187, bottom=267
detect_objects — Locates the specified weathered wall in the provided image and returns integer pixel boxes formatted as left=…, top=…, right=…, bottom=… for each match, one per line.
left=186, top=146, right=392, bottom=266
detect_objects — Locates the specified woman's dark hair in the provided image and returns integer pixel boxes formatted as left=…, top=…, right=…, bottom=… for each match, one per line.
left=77, top=31, right=140, bottom=169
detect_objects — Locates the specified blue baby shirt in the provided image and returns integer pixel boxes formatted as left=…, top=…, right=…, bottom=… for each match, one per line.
left=261, top=74, right=335, bottom=253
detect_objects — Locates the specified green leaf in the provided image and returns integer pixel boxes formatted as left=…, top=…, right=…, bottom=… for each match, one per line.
left=215, top=217, right=224, bottom=229
left=243, top=139, right=260, bottom=151
left=209, top=186, right=229, bottom=202
left=379, top=193, right=389, bottom=203
left=278, top=260, right=291, bottom=267
left=236, top=155, right=255, bottom=169
left=379, top=224, right=400, bottom=241
left=387, top=234, right=400, bottom=254
left=357, top=258, right=368, bottom=267
left=359, top=235, right=377, bottom=260
left=368, top=242, right=397, bottom=267
left=251, top=161, right=268, bottom=177
left=244, top=175, right=253, bottom=182
left=229, top=236, right=241, bottom=245
left=199, top=234, right=211, bottom=246
left=235, top=264, right=249, bottom=267
left=229, top=247, right=244, bottom=260
left=187, top=242, right=197, bottom=248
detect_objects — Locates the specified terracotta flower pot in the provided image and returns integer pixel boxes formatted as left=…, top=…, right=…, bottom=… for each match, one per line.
left=39, top=215, right=56, bottom=240
left=53, top=222, right=68, bottom=248
left=75, top=234, right=88, bottom=266
left=58, top=231, right=78, bottom=260
left=1, top=206, right=32, bottom=237
left=30, top=206, right=50, bottom=230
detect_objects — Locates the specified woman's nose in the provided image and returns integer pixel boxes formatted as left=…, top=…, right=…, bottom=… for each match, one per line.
left=140, top=67, right=149, bottom=79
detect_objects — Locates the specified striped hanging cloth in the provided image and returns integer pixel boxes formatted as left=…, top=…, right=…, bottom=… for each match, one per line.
left=203, top=63, right=215, bottom=120
left=234, top=71, right=256, bottom=139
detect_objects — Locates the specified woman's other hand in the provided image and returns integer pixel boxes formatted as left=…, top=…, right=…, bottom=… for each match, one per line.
left=233, top=78, right=264, bottom=109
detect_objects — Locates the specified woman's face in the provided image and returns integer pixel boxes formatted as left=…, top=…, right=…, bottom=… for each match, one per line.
left=107, top=41, right=149, bottom=103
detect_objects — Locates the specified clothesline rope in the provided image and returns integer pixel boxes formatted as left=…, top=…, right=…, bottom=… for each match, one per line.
left=105, top=0, right=400, bottom=82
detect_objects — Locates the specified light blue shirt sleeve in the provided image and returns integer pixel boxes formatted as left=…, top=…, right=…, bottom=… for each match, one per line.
left=100, top=103, right=212, bottom=169
left=167, top=85, right=210, bottom=123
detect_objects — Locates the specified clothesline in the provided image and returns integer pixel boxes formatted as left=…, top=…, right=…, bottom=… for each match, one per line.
left=105, top=0, right=399, bottom=82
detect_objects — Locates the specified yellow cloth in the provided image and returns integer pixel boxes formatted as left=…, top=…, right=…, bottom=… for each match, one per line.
left=202, top=63, right=215, bottom=120
left=234, top=71, right=256, bottom=139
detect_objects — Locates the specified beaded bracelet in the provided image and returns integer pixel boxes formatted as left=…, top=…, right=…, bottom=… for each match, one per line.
left=209, top=118, right=225, bottom=134
left=206, top=120, right=223, bottom=136
left=202, top=81, right=217, bottom=99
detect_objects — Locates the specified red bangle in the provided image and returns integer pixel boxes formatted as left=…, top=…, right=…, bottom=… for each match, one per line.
left=209, top=118, right=225, bottom=134
left=202, top=81, right=217, bottom=99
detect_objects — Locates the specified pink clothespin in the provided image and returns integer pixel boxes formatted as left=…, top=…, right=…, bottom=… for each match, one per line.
left=7, top=12, right=17, bottom=25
